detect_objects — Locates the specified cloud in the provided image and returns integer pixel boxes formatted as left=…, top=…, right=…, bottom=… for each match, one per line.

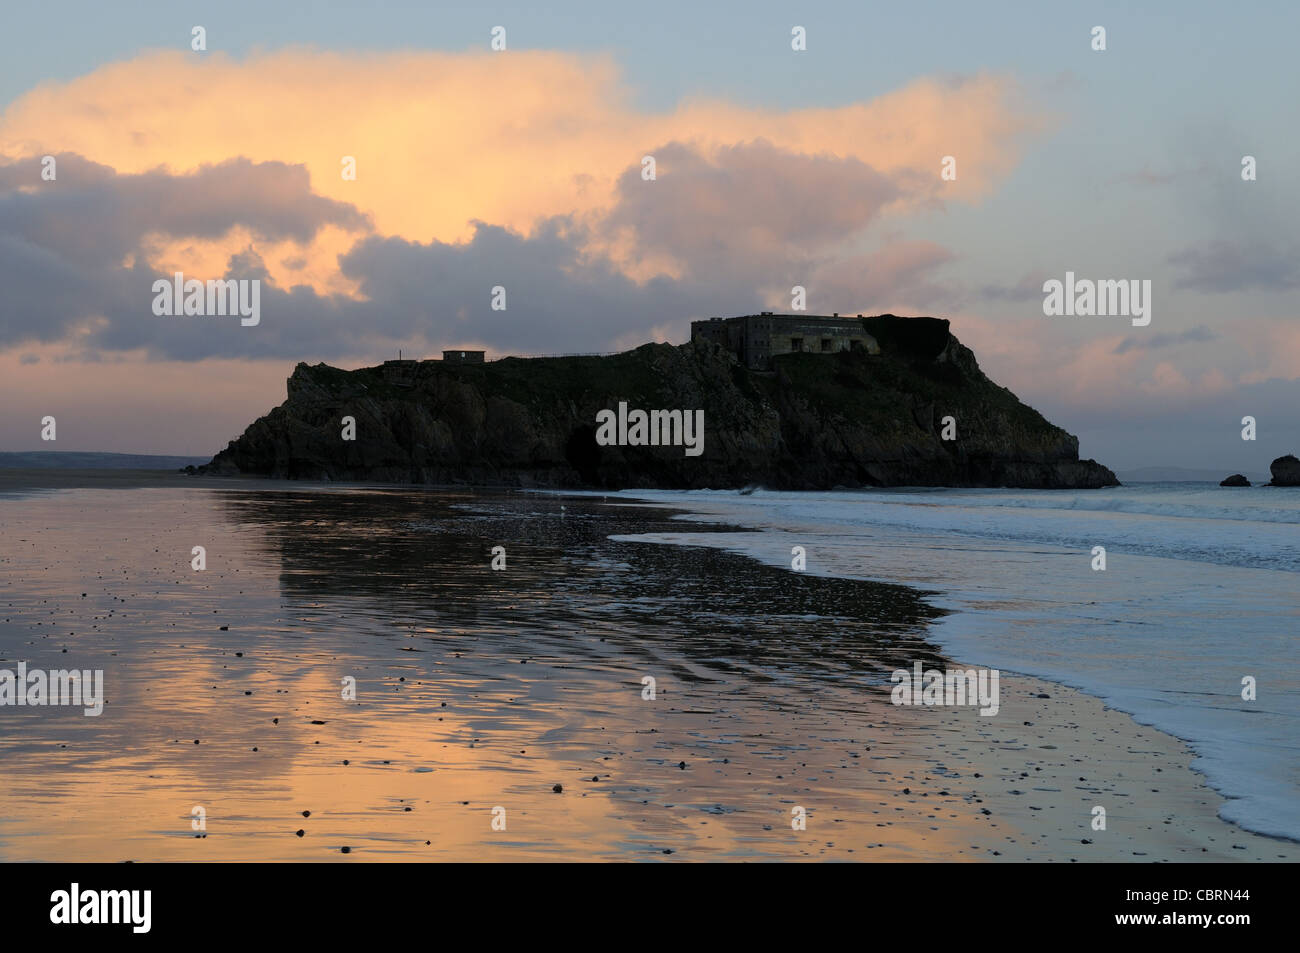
left=0, top=154, right=369, bottom=348
left=1107, top=162, right=1210, bottom=188
left=1, top=51, right=1040, bottom=243
left=601, top=139, right=902, bottom=281
left=1169, top=239, right=1300, bottom=293
left=0, top=50, right=1045, bottom=361
left=1112, top=325, right=1216, bottom=355
left=804, top=241, right=957, bottom=313
left=978, top=271, right=1049, bottom=303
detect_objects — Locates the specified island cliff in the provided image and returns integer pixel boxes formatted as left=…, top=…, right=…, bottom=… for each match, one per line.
left=199, top=315, right=1119, bottom=490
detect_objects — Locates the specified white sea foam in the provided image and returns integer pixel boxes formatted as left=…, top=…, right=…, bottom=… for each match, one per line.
left=579, top=482, right=1300, bottom=842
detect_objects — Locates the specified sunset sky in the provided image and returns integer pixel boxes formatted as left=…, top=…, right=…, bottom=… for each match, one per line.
left=2, top=1, right=1297, bottom=473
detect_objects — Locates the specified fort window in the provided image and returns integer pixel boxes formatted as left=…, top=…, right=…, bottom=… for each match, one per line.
left=821, top=338, right=833, bottom=352
left=791, top=337, right=803, bottom=352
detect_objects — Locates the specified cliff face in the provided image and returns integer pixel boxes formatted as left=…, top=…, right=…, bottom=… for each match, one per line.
left=200, top=316, right=1119, bottom=490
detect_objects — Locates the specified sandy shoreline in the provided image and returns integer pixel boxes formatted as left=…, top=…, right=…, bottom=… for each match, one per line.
left=0, top=475, right=1292, bottom=861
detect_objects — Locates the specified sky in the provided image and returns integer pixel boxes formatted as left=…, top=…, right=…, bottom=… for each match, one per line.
left=1, top=1, right=1297, bottom=473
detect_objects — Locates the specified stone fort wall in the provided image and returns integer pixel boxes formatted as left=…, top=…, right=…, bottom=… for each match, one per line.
left=691, top=313, right=880, bottom=369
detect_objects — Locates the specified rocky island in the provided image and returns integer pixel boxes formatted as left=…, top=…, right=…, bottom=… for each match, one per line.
left=197, top=314, right=1119, bottom=490
left=1268, top=455, right=1300, bottom=486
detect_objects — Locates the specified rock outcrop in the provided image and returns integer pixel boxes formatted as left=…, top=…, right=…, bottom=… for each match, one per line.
left=1268, top=455, right=1300, bottom=486
left=1220, top=474, right=1251, bottom=487
left=199, top=315, right=1119, bottom=490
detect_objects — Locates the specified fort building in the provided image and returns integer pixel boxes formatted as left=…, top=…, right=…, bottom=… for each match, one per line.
left=690, top=313, right=880, bottom=369
left=443, top=349, right=486, bottom=364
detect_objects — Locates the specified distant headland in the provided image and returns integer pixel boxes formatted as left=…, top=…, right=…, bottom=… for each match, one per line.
left=195, top=314, right=1120, bottom=490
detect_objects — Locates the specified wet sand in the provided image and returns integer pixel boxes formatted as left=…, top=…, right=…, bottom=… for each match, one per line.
left=0, top=475, right=1292, bottom=861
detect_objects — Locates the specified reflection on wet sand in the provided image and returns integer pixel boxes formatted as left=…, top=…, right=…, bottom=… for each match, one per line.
left=0, top=484, right=950, bottom=860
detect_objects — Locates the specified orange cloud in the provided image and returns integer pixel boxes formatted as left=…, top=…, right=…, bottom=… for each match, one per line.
left=0, top=49, right=1046, bottom=296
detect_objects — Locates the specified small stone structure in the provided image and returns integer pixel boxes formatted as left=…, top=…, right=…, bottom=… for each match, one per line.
left=443, top=350, right=486, bottom=363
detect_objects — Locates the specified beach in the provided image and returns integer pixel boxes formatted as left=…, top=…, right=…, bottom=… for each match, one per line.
left=0, top=474, right=1293, bottom=861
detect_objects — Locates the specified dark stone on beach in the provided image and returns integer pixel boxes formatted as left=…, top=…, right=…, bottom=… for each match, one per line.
left=1220, top=474, right=1251, bottom=487
left=219, top=625, right=228, bottom=631
left=197, top=322, right=1120, bottom=491
left=553, top=784, right=563, bottom=793
left=340, top=846, right=351, bottom=854
left=1268, top=455, right=1300, bottom=486
left=302, top=810, right=311, bottom=817
left=311, top=720, right=326, bottom=725
left=678, top=761, right=686, bottom=770
left=295, top=829, right=305, bottom=837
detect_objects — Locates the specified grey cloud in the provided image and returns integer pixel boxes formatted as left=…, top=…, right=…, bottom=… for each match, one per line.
left=0, top=153, right=369, bottom=272
left=1112, top=326, right=1217, bottom=355
left=979, top=272, right=1049, bottom=303
left=0, top=154, right=371, bottom=347
left=1169, top=240, right=1300, bottom=293
left=602, top=139, right=902, bottom=282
